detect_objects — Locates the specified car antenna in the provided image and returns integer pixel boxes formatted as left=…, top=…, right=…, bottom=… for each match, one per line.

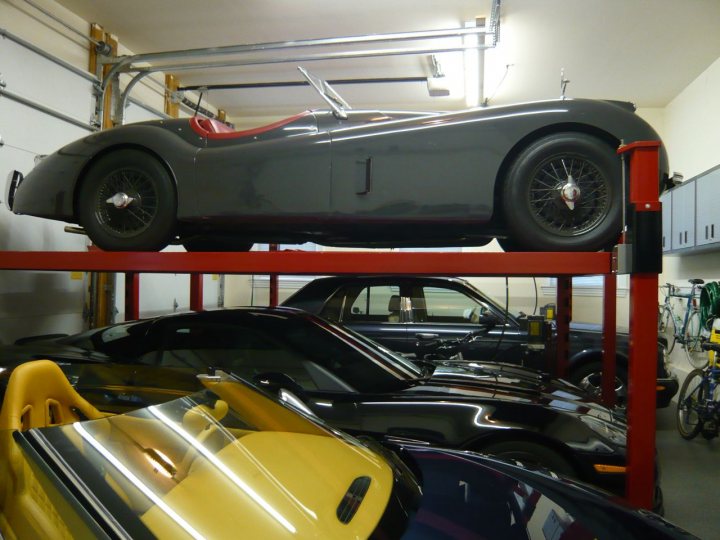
left=194, top=87, right=207, bottom=116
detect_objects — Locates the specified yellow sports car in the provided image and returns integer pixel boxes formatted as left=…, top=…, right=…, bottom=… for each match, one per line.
left=0, top=360, right=696, bottom=539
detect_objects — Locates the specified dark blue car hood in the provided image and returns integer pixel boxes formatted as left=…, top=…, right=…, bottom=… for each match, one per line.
left=400, top=446, right=695, bottom=539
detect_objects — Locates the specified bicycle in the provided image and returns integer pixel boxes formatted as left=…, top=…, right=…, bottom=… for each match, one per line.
left=677, top=340, right=720, bottom=440
left=658, top=279, right=707, bottom=368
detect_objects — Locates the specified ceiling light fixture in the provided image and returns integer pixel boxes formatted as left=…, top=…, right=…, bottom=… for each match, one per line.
left=426, top=54, right=450, bottom=97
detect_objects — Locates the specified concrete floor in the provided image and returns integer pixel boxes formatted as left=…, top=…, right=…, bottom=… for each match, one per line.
left=656, top=402, right=718, bottom=539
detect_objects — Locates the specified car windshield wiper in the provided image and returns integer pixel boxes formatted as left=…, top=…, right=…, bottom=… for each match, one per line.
left=298, top=66, right=351, bottom=119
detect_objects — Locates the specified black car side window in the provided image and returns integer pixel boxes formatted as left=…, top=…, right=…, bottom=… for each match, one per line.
left=346, top=285, right=401, bottom=323
left=421, top=287, right=486, bottom=324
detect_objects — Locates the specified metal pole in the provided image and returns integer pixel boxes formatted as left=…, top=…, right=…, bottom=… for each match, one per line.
left=602, top=273, right=617, bottom=407
left=20, top=0, right=104, bottom=46
left=124, top=272, right=139, bottom=321
left=97, top=22, right=501, bottom=121
left=269, top=245, right=279, bottom=307
left=190, top=274, right=204, bottom=312
left=555, top=277, right=572, bottom=378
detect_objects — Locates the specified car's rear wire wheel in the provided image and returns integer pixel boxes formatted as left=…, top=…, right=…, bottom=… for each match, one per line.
left=78, top=149, right=177, bottom=251
left=502, top=133, right=621, bottom=251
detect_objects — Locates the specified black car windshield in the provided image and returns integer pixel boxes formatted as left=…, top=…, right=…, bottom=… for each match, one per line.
left=237, top=311, right=425, bottom=391
left=59, top=310, right=425, bottom=393
left=57, top=319, right=153, bottom=359
left=22, top=377, right=396, bottom=539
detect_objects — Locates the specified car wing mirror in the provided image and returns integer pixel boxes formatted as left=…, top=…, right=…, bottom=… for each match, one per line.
left=252, top=371, right=317, bottom=417
left=253, top=371, right=303, bottom=393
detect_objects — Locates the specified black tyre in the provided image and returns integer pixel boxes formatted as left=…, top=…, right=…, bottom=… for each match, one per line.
left=502, top=133, right=621, bottom=251
left=78, top=149, right=177, bottom=251
left=480, top=440, right=576, bottom=477
left=658, top=307, right=676, bottom=353
left=568, top=361, right=628, bottom=405
left=677, top=369, right=706, bottom=440
left=182, top=236, right=254, bottom=252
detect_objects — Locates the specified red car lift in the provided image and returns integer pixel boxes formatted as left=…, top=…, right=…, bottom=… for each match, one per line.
left=0, top=142, right=661, bottom=510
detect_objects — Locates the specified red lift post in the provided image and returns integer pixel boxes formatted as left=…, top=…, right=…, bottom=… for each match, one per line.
left=618, top=140, right=662, bottom=510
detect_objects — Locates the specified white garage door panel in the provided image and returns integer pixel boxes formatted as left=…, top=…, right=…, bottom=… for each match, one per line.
left=0, top=34, right=94, bottom=126
left=2, top=309, right=85, bottom=345
left=124, top=101, right=165, bottom=124
left=115, top=267, right=222, bottom=321
left=0, top=96, right=91, bottom=159
left=0, top=41, right=91, bottom=344
left=0, top=99, right=89, bottom=251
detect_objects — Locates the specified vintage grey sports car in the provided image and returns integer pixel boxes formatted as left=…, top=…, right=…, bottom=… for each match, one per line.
left=8, top=68, right=667, bottom=252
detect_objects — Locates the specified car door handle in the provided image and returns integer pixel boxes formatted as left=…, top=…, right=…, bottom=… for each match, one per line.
left=355, top=157, right=373, bottom=195
left=416, top=333, right=440, bottom=340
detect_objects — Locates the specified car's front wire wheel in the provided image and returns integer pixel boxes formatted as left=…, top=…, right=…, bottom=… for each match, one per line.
left=78, top=149, right=177, bottom=251
left=502, top=133, right=621, bottom=251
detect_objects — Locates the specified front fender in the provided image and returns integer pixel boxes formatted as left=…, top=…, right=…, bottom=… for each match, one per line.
left=13, top=122, right=201, bottom=221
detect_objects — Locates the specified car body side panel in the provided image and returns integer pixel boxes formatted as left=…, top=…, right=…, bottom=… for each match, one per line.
left=329, top=111, right=498, bottom=222
left=194, top=115, right=331, bottom=220
left=327, top=99, right=665, bottom=225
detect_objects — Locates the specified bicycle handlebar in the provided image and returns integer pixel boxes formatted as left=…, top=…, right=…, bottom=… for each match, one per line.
left=660, top=281, right=703, bottom=298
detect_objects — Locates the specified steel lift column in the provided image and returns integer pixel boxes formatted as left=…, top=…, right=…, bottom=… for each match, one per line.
left=618, top=141, right=662, bottom=510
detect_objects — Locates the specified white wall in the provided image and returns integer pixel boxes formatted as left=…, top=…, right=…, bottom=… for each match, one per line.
left=659, top=55, right=720, bottom=378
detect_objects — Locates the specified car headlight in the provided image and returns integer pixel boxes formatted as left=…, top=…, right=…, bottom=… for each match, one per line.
left=580, top=416, right=627, bottom=446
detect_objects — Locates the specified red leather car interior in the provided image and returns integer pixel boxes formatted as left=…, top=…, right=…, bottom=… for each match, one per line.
left=189, top=111, right=311, bottom=140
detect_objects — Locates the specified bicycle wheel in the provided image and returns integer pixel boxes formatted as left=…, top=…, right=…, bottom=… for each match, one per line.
left=677, top=368, right=707, bottom=440
left=658, top=306, right=676, bottom=353
left=684, top=311, right=708, bottom=368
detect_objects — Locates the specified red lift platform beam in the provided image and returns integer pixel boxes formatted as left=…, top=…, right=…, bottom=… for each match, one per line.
left=0, top=142, right=661, bottom=510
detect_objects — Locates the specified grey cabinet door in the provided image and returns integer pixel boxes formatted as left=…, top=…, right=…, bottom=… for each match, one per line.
left=671, top=182, right=695, bottom=250
left=660, top=191, right=672, bottom=252
left=695, top=168, right=720, bottom=247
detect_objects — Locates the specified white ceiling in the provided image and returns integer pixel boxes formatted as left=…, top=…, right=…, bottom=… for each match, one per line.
left=55, top=0, right=720, bottom=119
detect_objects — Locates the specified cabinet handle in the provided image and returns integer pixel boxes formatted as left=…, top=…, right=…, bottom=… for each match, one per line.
left=713, top=224, right=715, bottom=239
left=679, top=232, right=682, bottom=245
left=662, top=236, right=665, bottom=248
left=706, top=225, right=709, bottom=240
left=685, top=231, right=688, bottom=244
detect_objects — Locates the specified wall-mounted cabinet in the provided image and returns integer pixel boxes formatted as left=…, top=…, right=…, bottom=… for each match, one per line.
left=695, top=168, right=720, bottom=248
left=670, top=180, right=695, bottom=251
left=664, top=164, right=720, bottom=255
left=661, top=191, right=672, bottom=252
